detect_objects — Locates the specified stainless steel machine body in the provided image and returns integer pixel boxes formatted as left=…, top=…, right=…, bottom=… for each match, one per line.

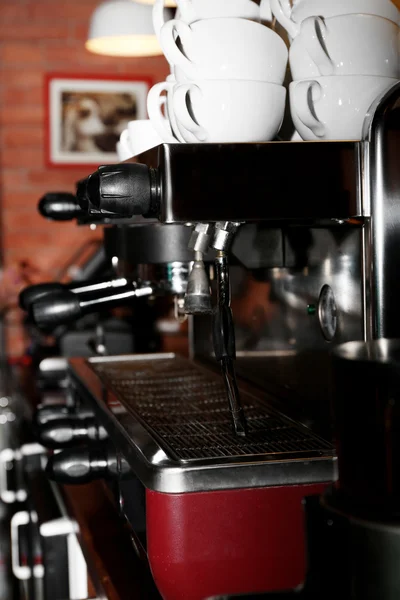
left=123, top=82, right=400, bottom=436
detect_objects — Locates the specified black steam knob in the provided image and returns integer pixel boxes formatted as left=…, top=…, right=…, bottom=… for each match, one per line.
left=38, top=192, right=85, bottom=221
left=37, top=416, right=108, bottom=449
left=19, top=283, right=65, bottom=311
left=77, top=163, right=160, bottom=218
left=45, top=444, right=131, bottom=484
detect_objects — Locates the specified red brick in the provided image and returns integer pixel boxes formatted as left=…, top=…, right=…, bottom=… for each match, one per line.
left=0, top=23, right=71, bottom=41
left=6, top=248, right=67, bottom=275
left=3, top=86, right=44, bottom=107
left=3, top=208, right=49, bottom=231
left=6, top=326, right=29, bottom=358
left=2, top=191, right=46, bottom=210
left=27, top=168, right=92, bottom=188
left=0, top=3, right=26, bottom=21
left=30, top=2, right=96, bottom=21
left=4, top=228, right=88, bottom=250
left=1, top=170, right=29, bottom=193
left=2, top=126, right=44, bottom=149
left=72, top=22, right=93, bottom=41
left=0, top=71, right=44, bottom=88
left=2, top=148, right=43, bottom=169
left=43, top=43, right=119, bottom=66
left=4, top=310, right=23, bottom=327
left=0, top=105, right=44, bottom=126
left=0, top=43, right=42, bottom=65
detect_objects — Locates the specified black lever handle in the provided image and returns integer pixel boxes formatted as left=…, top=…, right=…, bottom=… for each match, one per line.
left=38, top=192, right=85, bottom=221
left=34, top=403, right=95, bottom=427
left=31, top=290, right=81, bottom=330
left=19, top=277, right=129, bottom=311
left=20, top=283, right=65, bottom=311
left=30, top=284, right=154, bottom=330
left=37, top=416, right=108, bottom=448
left=77, top=163, right=160, bottom=218
left=45, top=444, right=131, bottom=484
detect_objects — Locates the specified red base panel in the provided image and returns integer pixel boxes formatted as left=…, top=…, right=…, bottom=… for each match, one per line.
left=146, top=482, right=328, bottom=600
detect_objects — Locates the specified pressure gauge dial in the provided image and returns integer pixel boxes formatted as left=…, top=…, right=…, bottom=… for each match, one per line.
left=318, top=285, right=337, bottom=342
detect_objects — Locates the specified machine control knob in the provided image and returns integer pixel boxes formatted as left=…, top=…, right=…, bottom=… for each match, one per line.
left=77, top=163, right=159, bottom=218
left=38, top=192, right=85, bottom=221
left=37, top=416, right=108, bottom=449
left=45, top=444, right=131, bottom=484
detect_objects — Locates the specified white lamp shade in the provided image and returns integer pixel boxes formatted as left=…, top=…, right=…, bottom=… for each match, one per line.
left=135, top=0, right=177, bottom=6
left=86, top=0, right=163, bottom=57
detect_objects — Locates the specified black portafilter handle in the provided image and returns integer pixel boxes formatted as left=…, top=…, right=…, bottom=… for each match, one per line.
left=20, top=283, right=65, bottom=311
left=45, top=444, right=131, bottom=484
left=77, top=163, right=160, bottom=218
left=38, top=192, right=86, bottom=221
left=19, top=277, right=129, bottom=311
left=37, top=416, right=108, bottom=449
left=30, top=284, right=153, bottom=331
left=33, top=403, right=95, bottom=427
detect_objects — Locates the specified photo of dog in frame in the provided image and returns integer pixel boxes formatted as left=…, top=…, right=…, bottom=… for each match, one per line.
left=46, top=75, right=151, bottom=167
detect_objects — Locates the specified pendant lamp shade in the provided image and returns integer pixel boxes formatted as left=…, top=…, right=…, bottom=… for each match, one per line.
left=135, top=0, right=177, bottom=6
left=86, top=0, right=163, bottom=57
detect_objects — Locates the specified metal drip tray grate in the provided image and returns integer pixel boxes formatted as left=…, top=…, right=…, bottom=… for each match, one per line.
left=89, top=356, right=332, bottom=462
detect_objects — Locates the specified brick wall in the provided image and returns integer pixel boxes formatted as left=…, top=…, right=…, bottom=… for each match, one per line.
left=0, top=0, right=169, bottom=356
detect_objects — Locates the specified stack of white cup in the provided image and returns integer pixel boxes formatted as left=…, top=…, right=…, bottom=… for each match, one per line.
left=147, top=0, right=290, bottom=144
left=271, top=0, right=400, bottom=140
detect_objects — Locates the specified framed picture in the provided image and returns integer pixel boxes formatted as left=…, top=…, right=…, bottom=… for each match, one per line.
left=45, top=73, right=152, bottom=168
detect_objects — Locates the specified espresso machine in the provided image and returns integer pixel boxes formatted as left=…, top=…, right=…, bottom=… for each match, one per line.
left=21, top=80, right=400, bottom=599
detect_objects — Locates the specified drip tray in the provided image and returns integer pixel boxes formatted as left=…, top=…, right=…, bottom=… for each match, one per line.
left=69, top=353, right=336, bottom=493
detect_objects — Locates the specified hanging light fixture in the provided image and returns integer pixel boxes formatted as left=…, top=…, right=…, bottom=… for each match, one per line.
left=135, top=0, right=177, bottom=6
left=86, top=0, right=163, bottom=57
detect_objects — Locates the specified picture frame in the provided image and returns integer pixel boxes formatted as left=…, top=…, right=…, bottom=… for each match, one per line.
left=45, top=73, right=152, bottom=168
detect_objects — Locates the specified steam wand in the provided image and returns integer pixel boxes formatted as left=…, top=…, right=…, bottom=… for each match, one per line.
left=213, top=250, right=247, bottom=437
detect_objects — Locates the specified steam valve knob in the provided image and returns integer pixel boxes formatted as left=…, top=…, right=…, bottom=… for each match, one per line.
left=77, top=163, right=159, bottom=218
left=45, top=444, right=131, bottom=484
left=38, top=192, right=85, bottom=221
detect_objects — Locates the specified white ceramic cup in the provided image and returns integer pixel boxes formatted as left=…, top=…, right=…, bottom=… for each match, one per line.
left=271, top=0, right=400, bottom=38
left=290, top=14, right=399, bottom=79
left=290, top=75, right=398, bottom=140
left=116, top=138, right=133, bottom=161
left=147, top=78, right=198, bottom=143
left=171, top=80, right=286, bottom=143
left=160, top=18, right=288, bottom=84
left=153, top=0, right=272, bottom=41
left=120, top=120, right=164, bottom=158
